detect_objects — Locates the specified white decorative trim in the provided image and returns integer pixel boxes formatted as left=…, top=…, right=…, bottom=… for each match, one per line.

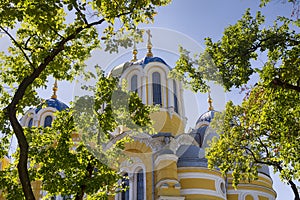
left=158, top=196, right=185, bottom=200
left=178, top=171, right=223, bottom=181
left=21, top=108, right=35, bottom=127
left=141, top=73, right=147, bottom=104
left=227, top=189, right=276, bottom=200
left=122, top=66, right=143, bottom=98
left=195, top=121, right=209, bottom=129
left=117, top=157, right=147, bottom=200
left=155, top=179, right=179, bottom=189
left=145, top=63, right=168, bottom=107
left=167, top=79, right=174, bottom=109
left=215, top=177, right=226, bottom=198
left=180, top=189, right=225, bottom=199
left=174, top=134, right=199, bottom=151
left=154, top=154, right=178, bottom=167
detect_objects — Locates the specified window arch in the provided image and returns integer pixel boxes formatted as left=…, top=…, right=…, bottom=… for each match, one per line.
left=136, top=169, right=144, bottom=200
left=245, top=194, right=254, bottom=200
left=152, top=72, right=162, bottom=105
left=131, top=75, right=138, bottom=93
left=28, top=118, right=33, bottom=128
left=121, top=173, right=129, bottom=200
left=173, top=80, right=179, bottom=113
left=44, top=115, right=53, bottom=127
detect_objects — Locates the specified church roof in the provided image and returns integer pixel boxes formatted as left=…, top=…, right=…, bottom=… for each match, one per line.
left=35, top=98, right=69, bottom=113
left=196, top=110, right=217, bottom=124
left=189, top=126, right=208, bottom=147
left=109, top=56, right=170, bottom=77
left=177, top=145, right=207, bottom=167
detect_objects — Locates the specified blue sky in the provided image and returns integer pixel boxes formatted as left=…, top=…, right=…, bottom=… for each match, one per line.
left=5, top=0, right=296, bottom=199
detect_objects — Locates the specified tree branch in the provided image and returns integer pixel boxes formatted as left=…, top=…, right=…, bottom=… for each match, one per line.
left=243, top=146, right=300, bottom=200
left=72, top=1, right=88, bottom=25
left=272, top=78, right=300, bottom=92
left=0, top=26, right=35, bottom=70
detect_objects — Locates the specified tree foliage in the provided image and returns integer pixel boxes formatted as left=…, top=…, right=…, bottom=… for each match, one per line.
left=0, top=0, right=170, bottom=199
left=171, top=1, right=300, bottom=199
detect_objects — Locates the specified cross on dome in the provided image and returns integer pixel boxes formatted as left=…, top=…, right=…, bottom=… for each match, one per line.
left=146, top=29, right=153, bottom=57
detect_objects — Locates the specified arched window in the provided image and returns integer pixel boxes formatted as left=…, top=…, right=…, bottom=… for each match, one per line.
left=28, top=118, right=33, bottom=128
left=121, top=173, right=129, bottom=200
left=131, top=75, right=138, bottom=93
left=245, top=194, right=254, bottom=200
left=44, top=115, right=53, bottom=127
left=152, top=72, right=162, bottom=105
left=136, top=169, right=144, bottom=200
left=173, top=80, right=179, bottom=113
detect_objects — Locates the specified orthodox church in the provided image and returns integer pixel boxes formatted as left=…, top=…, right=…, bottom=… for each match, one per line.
left=16, top=31, right=276, bottom=200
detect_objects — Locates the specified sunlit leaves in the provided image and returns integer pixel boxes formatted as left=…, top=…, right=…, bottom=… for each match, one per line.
left=208, top=85, right=300, bottom=189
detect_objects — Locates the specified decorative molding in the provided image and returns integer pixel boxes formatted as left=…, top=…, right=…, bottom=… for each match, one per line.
left=180, top=189, right=225, bottom=199
left=175, top=134, right=198, bottom=149
left=154, top=154, right=178, bottom=167
left=158, top=196, right=185, bottom=200
left=227, top=189, right=275, bottom=200
left=178, top=172, right=224, bottom=183
left=156, top=179, right=175, bottom=190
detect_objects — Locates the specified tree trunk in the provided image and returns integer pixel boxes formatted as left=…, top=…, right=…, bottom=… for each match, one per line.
left=288, top=180, right=300, bottom=200
left=6, top=107, right=35, bottom=200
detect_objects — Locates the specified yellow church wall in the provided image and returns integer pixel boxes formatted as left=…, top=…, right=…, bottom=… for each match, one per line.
left=0, top=157, right=9, bottom=170
left=150, top=111, right=185, bottom=135
left=180, top=178, right=216, bottom=190
left=227, top=194, right=239, bottom=200
left=155, top=161, right=178, bottom=181
left=245, top=195, right=254, bottom=200
left=32, top=180, right=42, bottom=199
left=157, top=187, right=181, bottom=197
left=124, top=141, right=152, bottom=154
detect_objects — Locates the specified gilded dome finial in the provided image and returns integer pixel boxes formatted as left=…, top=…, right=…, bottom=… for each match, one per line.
left=208, top=89, right=214, bottom=111
left=146, top=29, right=153, bottom=57
left=51, top=79, right=58, bottom=99
left=131, top=41, right=138, bottom=62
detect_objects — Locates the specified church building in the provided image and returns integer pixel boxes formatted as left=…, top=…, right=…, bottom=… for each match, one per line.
left=18, top=31, right=276, bottom=200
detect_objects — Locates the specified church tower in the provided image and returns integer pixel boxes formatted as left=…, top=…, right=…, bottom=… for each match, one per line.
left=109, top=30, right=186, bottom=136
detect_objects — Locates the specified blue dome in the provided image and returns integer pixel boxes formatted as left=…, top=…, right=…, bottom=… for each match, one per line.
left=109, top=56, right=170, bottom=77
left=35, top=98, right=69, bottom=113
left=177, top=145, right=207, bottom=167
left=196, top=110, right=217, bottom=124
left=138, top=56, right=169, bottom=67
